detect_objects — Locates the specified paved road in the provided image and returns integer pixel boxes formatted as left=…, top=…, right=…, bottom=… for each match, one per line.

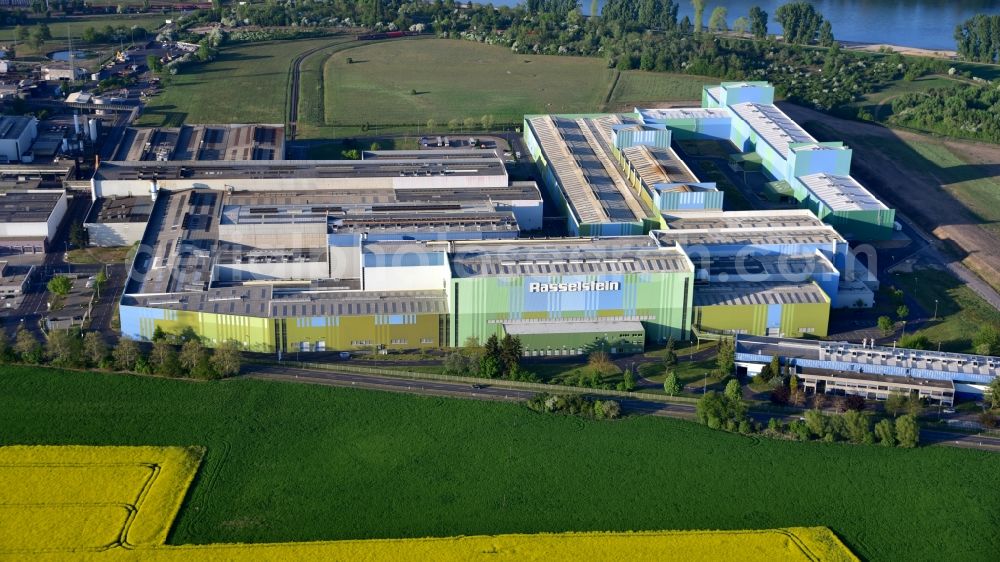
left=87, top=263, right=129, bottom=336
left=244, top=363, right=1000, bottom=453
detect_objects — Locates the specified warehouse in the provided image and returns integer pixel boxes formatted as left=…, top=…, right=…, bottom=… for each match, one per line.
left=91, top=150, right=513, bottom=199
left=655, top=209, right=878, bottom=308
left=522, top=114, right=656, bottom=236
left=0, top=189, right=68, bottom=253
left=735, top=335, right=994, bottom=399
left=0, top=116, right=38, bottom=163
left=699, top=82, right=895, bottom=239
left=111, top=124, right=285, bottom=162
left=447, top=237, right=694, bottom=350
left=523, top=82, right=896, bottom=240
left=83, top=195, right=153, bottom=246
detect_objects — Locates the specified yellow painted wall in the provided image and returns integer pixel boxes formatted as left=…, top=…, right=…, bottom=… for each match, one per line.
left=281, top=314, right=444, bottom=351
left=695, top=302, right=829, bottom=338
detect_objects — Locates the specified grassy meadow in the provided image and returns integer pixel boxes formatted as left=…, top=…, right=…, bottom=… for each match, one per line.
left=137, top=35, right=713, bottom=135
left=321, top=38, right=710, bottom=135
left=137, top=37, right=345, bottom=127
left=1, top=366, right=998, bottom=561
left=886, top=269, right=1000, bottom=353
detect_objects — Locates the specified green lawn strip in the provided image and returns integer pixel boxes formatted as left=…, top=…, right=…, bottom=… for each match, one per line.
left=322, top=38, right=713, bottom=134
left=1, top=367, right=998, bottom=561
left=137, top=37, right=341, bottom=127
left=606, top=70, right=707, bottom=109
left=886, top=269, right=1000, bottom=352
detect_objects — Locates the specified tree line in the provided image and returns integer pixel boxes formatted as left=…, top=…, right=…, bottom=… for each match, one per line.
left=443, top=334, right=538, bottom=382
left=955, top=14, right=1000, bottom=64
left=890, top=85, right=1000, bottom=144
left=0, top=324, right=240, bottom=381
left=695, top=371, right=921, bottom=448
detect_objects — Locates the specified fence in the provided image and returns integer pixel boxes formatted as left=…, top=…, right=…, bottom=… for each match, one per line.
left=252, top=359, right=699, bottom=406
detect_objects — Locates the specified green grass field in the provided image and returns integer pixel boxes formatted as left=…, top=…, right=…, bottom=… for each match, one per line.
left=137, top=37, right=344, bottom=127
left=885, top=269, right=1000, bottom=352
left=1, top=366, right=998, bottom=561
left=606, top=70, right=708, bottom=110
left=321, top=38, right=711, bottom=136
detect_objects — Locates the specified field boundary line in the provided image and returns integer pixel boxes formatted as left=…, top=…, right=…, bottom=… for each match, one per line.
left=602, top=69, right=621, bottom=109
left=249, top=359, right=698, bottom=405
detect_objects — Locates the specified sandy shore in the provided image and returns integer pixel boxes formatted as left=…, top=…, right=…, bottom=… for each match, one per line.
left=837, top=40, right=957, bottom=59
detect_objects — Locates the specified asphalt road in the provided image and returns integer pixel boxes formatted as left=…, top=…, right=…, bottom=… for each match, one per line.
left=243, top=363, right=1000, bottom=453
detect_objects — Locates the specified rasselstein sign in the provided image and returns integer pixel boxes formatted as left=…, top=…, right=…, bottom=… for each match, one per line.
left=528, top=281, right=621, bottom=293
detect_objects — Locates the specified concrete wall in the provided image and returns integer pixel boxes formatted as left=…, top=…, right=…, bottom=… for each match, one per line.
left=363, top=263, right=450, bottom=291
left=85, top=222, right=147, bottom=247
left=214, top=260, right=329, bottom=282
left=216, top=222, right=328, bottom=249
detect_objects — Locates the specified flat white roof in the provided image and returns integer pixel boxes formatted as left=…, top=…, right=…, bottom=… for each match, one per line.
left=729, top=103, right=815, bottom=158
left=797, top=173, right=887, bottom=212
left=638, top=107, right=731, bottom=121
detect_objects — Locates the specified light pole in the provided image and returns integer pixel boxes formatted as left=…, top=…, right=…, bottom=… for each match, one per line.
left=933, top=299, right=939, bottom=321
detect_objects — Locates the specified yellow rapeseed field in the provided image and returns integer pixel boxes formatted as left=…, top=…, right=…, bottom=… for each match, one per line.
left=0, top=445, right=203, bottom=553
left=20, top=528, right=859, bottom=562
left=0, top=445, right=858, bottom=562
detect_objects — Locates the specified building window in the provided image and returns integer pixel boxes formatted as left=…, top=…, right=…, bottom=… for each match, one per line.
left=390, top=338, right=408, bottom=345
left=420, top=338, right=433, bottom=344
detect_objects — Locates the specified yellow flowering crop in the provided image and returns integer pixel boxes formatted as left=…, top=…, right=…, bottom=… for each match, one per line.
left=0, top=445, right=203, bottom=553
left=0, top=446, right=857, bottom=562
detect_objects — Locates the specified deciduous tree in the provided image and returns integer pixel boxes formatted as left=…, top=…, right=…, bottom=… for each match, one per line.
left=708, top=6, right=728, bottom=32
left=83, top=331, right=108, bottom=367
left=896, top=414, right=920, bottom=448
left=211, top=340, right=242, bottom=378
left=113, top=337, right=140, bottom=371
left=179, top=339, right=206, bottom=374
left=716, top=338, right=735, bottom=377
left=47, top=275, right=72, bottom=297
left=14, top=326, right=42, bottom=364
left=749, top=5, right=768, bottom=39
left=775, top=1, right=824, bottom=45
left=724, top=378, right=742, bottom=404
left=150, top=339, right=182, bottom=377
left=663, top=371, right=680, bottom=396
left=691, top=0, right=706, bottom=32
left=47, top=329, right=79, bottom=366
left=874, top=418, right=896, bottom=447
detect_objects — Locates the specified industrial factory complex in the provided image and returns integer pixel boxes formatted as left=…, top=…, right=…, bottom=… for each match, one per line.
left=75, top=82, right=904, bottom=357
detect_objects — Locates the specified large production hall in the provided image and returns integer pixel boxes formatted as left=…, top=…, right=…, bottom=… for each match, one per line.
left=85, top=82, right=897, bottom=356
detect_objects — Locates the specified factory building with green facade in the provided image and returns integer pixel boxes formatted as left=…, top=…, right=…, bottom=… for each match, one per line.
left=525, top=81, right=896, bottom=241
left=110, top=82, right=904, bottom=356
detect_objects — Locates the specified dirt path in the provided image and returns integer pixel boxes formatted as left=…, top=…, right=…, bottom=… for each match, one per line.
left=779, top=103, right=1000, bottom=305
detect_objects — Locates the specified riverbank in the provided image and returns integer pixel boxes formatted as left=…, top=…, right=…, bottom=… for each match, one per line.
left=838, top=40, right=957, bottom=59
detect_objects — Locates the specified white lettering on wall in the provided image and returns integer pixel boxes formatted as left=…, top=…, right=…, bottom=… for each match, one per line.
left=528, top=281, right=621, bottom=293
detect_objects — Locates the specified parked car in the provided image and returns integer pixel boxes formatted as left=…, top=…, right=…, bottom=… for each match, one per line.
left=338, top=351, right=351, bottom=360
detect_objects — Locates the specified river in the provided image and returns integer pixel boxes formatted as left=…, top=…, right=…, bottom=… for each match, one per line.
left=489, top=1, right=998, bottom=51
